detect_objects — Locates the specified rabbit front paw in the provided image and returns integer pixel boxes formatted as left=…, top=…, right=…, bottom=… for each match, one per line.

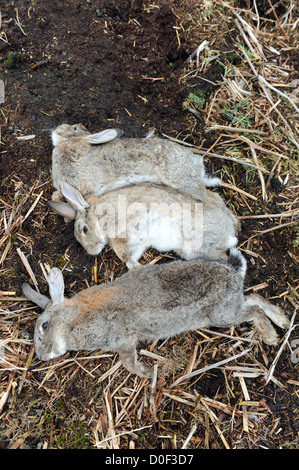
left=118, top=345, right=153, bottom=379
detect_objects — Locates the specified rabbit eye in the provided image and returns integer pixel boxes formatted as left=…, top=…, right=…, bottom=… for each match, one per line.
left=42, top=322, right=48, bottom=331
left=83, top=225, right=88, bottom=234
left=71, top=126, right=77, bottom=132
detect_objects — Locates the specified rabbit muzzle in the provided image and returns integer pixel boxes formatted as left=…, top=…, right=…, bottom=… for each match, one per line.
left=85, top=242, right=106, bottom=256
left=34, top=335, right=68, bottom=362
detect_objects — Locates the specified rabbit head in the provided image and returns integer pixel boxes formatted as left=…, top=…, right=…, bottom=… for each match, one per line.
left=51, top=124, right=89, bottom=146
left=23, top=268, right=72, bottom=361
left=48, top=182, right=108, bottom=256
left=52, top=124, right=123, bottom=147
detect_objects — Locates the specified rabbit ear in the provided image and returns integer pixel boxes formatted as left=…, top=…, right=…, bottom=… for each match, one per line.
left=48, top=201, right=77, bottom=220
left=83, top=128, right=123, bottom=144
left=60, top=182, right=89, bottom=212
left=22, top=283, right=50, bottom=309
left=47, top=268, right=65, bottom=305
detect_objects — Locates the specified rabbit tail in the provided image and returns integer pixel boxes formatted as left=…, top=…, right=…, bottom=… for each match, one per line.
left=228, top=247, right=247, bottom=279
left=202, top=173, right=221, bottom=187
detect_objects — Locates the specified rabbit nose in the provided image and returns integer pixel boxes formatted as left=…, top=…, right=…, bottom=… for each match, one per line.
left=86, top=243, right=105, bottom=255
left=42, top=346, right=52, bottom=360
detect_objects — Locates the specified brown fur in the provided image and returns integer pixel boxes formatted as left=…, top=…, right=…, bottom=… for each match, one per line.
left=111, top=236, right=131, bottom=264
left=68, top=287, right=117, bottom=326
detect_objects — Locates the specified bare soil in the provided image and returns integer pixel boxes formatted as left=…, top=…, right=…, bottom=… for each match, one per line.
left=0, top=0, right=298, bottom=450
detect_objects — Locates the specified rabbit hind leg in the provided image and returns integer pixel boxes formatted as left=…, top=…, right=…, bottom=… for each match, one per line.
left=244, top=294, right=290, bottom=329
left=244, top=304, right=279, bottom=346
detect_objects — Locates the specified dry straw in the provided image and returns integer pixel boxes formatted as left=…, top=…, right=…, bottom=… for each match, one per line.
left=1, top=0, right=298, bottom=449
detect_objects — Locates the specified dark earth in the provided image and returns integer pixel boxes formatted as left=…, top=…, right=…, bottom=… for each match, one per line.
left=0, top=0, right=298, bottom=449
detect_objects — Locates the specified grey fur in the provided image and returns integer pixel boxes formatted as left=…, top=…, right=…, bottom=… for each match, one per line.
left=23, top=251, right=289, bottom=378
left=51, top=124, right=221, bottom=202
left=50, top=181, right=240, bottom=268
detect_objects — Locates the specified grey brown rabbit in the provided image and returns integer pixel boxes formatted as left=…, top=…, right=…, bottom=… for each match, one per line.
left=51, top=124, right=221, bottom=202
left=22, top=249, right=289, bottom=378
left=49, top=181, right=239, bottom=268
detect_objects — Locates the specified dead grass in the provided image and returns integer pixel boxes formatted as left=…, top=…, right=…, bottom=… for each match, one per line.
left=0, top=0, right=298, bottom=449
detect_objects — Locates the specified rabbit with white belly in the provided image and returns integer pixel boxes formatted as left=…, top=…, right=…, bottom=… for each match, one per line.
left=51, top=124, right=220, bottom=202
left=22, top=250, right=289, bottom=378
left=49, top=182, right=240, bottom=268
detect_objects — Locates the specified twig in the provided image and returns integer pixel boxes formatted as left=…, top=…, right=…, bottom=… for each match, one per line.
left=238, top=210, right=299, bottom=220
left=186, top=40, right=209, bottom=67
left=16, top=134, right=36, bottom=141
left=150, top=364, right=158, bottom=406
left=171, top=348, right=251, bottom=388
left=266, top=0, right=289, bottom=39
left=97, top=361, right=122, bottom=384
left=233, top=10, right=266, bottom=58
left=140, top=349, right=167, bottom=362
left=0, top=373, right=15, bottom=413
left=194, top=148, right=269, bottom=173
left=161, top=133, right=195, bottom=147
left=200, top=398, right=230, bottom=449
left=264, top=307, right=298, bottom=385
left=234, top=19, right=256, bottom=56
left=231, top=79, right=252, bottom=96
left=236, top=135, right=289, bottom=160
left=253, top=0, right=260, bottom=29
left=221, top=182, right=258, bottom=201
left=17, top=248, right=39, bottom=292
left=160, top=135, right=270, bottom=173
left=238, top=220, right=298, bottom=248
left=14, top=8, right=26, bottom=36
left=23, top=190, right=43, bottom=222
left=142, top=76, right=164, bottom=81
left=255, top=220, right=298, bottom=236
left=248, top=144, right=267, bottom=201
left=258, top=74, right=299, bottom=114
left=94, top=425, right=152, bottom=448
left=239, top=376, right=251, bottom=401
left=163, top=392, right=195, bottom=407
left=199, top=328, right=258, bottom=343
left=182, top=424, right=197, bottom=449
left=104, top=389, right=119, bottom=449
left=206, top=125, right=268, bottom=135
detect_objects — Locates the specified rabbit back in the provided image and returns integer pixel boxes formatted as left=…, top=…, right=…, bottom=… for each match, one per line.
left=52, top=128, right=219, bottom=200
left=68, top=256, right=245, bottom=348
